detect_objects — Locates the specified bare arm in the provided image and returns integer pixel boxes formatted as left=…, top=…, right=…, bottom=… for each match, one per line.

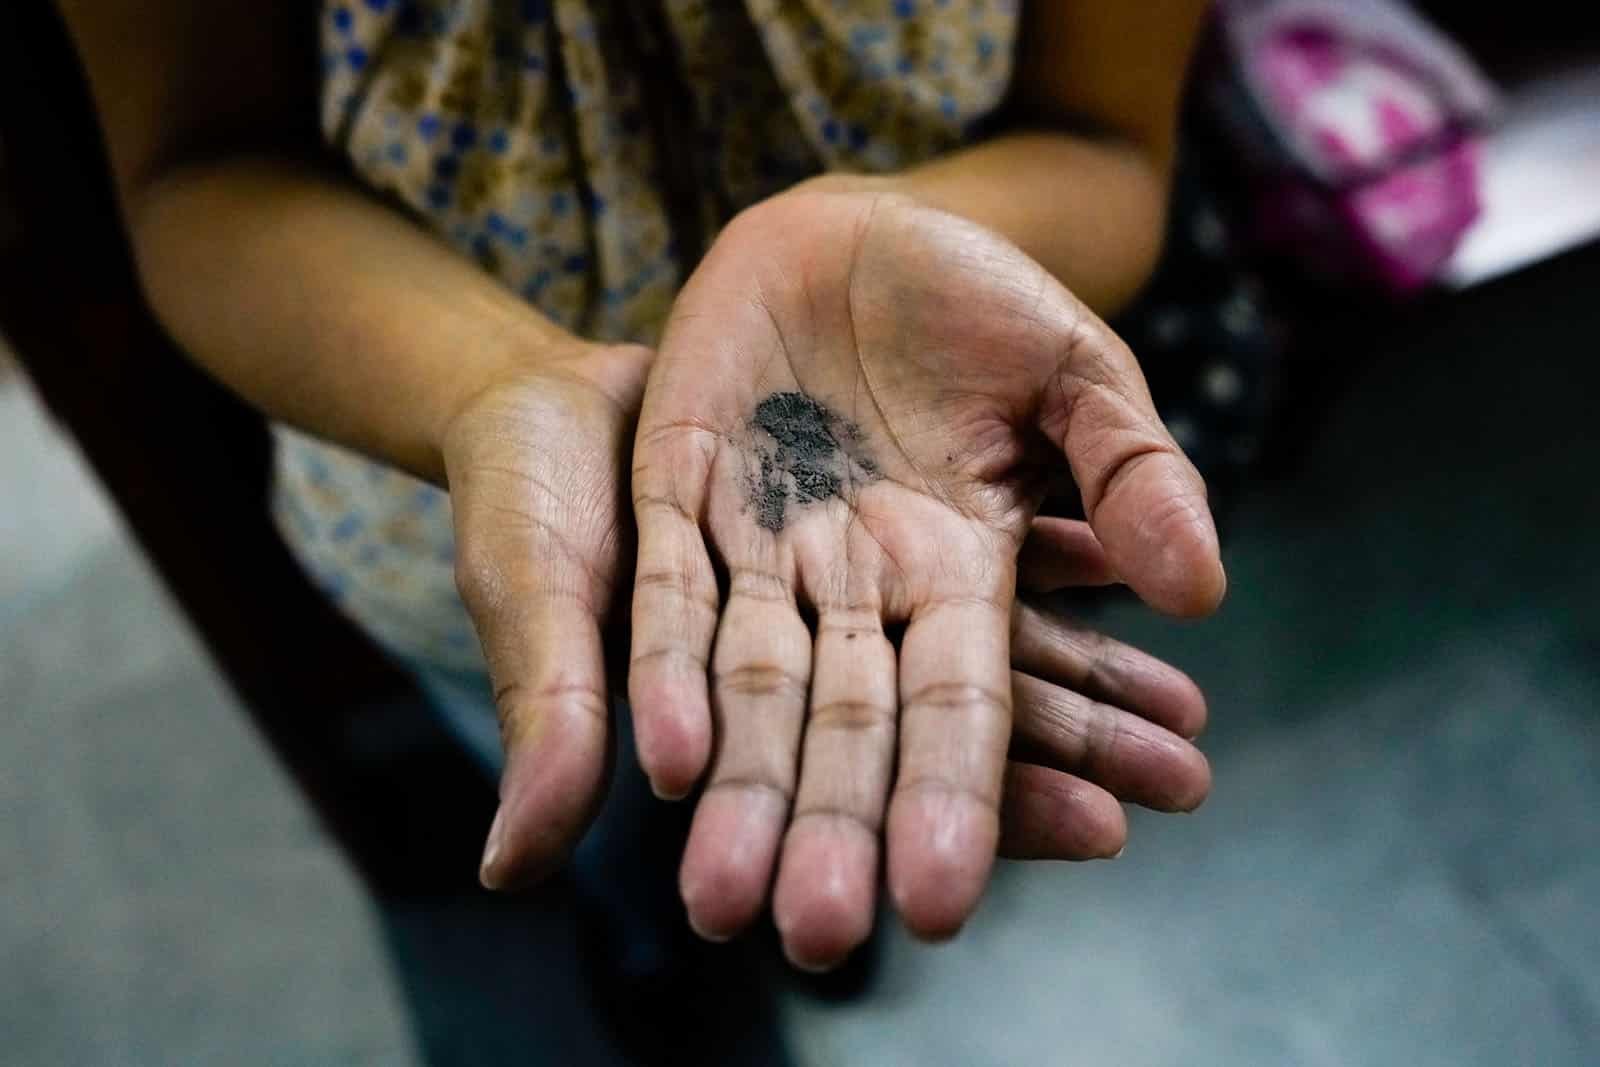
left=53, top=0, right=1221, bottom=920
left=55, top=0, right=659, bottom=892
left=873, top=0, right=1211, bottom=314
left=56, top=0, right=578, bottom=485
left=58, top=0, right=1205, bottom=481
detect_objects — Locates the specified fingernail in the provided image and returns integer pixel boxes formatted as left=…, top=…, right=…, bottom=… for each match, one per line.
left=649, top=776, right=689, bottom=802
left=1107, top=845, right=1125, bottom=860
left=479, top=804, right=508, bottom=889
left=786, top=951, right=835, bottom=975
left=685, top=912, right=733, bottom=944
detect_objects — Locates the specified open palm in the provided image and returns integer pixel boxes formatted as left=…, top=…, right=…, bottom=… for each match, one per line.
left=629, top=186, right=1225, bottom=964
left=450, top=340, right=1213, bottom=933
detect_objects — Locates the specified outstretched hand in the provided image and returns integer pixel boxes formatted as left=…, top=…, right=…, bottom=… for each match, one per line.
left=452, top=349, right=1212, bottom=915
left=446, top=341, right=654, bottom=889
left=626, top=185, right=1224, bottom=963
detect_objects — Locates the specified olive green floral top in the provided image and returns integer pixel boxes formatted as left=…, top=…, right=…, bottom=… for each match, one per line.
left=277, top=0, right=1019, bottom=673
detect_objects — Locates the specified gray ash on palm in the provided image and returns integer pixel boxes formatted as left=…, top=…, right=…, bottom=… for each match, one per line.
left=746, top=391, right=879, bottom=531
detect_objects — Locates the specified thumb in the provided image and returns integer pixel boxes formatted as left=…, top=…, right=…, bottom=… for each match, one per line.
left=452, top=526, right=615, bottom=891
left=1036, top=318, right=1225, bottom=618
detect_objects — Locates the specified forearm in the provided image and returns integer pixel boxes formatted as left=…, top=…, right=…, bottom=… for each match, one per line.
left=128, top=155, right=577, bottom=484
left=888, top=131, right=1171, bottom=317
left=867, top=0, right=1210, bottom=317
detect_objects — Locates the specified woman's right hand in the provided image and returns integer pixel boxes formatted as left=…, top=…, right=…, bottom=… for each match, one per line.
left=442, top=340, right=655, bottom=889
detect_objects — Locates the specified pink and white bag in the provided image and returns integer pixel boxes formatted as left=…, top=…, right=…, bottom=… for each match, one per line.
left=1209, top=0, right=1499, bottom=294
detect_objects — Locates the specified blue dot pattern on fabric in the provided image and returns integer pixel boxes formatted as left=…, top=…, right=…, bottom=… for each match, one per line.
left=295, top=0, right=1020, bottom=674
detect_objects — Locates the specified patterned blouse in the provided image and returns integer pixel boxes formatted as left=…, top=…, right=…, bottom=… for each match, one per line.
left=279, top=0, right=1020, bottom=674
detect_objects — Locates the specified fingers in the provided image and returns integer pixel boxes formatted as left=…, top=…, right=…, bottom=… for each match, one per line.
left=1010, top=599, right=1208, bottom=740
left=456, top=551, right=612, bottom=890
left=998, top=763, right=1127, bottom=860
left=772, top=604, right=897, bottom=971
left=628, top=433, right=720, bottom=800
left=886, top=592, right=1012, bottom=941
left=999, top=602, right=1212, bottom=863
left=1011, top=672, right=1211, bottom=813
left=677, top=563, right=812, bottom=941
left=1017, top=516, right=1118, bottom=592
left=1036, top=322, right=1225, bottom=618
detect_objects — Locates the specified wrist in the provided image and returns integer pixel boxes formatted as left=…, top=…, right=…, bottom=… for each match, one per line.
left=786, top=171, right=899, bottom=199
left=718, top=172, right=921, bottom=263
left=427, top=320, right=596, bottom=485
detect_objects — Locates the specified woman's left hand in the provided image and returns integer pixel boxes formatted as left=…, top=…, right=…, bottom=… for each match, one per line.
left=625, top=183, right=1224, bottom=966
